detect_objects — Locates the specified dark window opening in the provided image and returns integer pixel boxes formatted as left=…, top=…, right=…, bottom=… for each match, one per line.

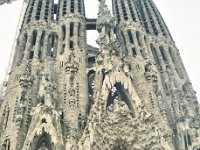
left=120, top=0, right=128, bottom=20
left=132, top=48, right=137, bottom=56
left=44, top=1, right=50, bottom=21
left=107, top=83, right=133, bottom=112
left=114, top=0, right=120, bottom=22
left=62, top=25, right=66, bottom=41
left=88, top=57, right=95, bottom=68
left=32, top=30, right=37, bottom=46
left=35, top=0, right=43, bottom=20
left=127, top=30, right=134, bottom=44
left=63, top=0, right=67, bottom=16
left=70, top=22, right=74, bottom=37
left=187, top=134, right=192, bottom=146
left=184, top=135, right=188, bottom=150
left=29, top=51, right=34, bottom=59
left=127, top=0, right=136, bottom=21
left=70, top=41, right=74, bottom=49
left=88, top=70, right=95, bottom=97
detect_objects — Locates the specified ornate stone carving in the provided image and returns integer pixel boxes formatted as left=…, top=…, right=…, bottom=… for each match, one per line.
left=144, top=61, right=157, bottom=82
left=65, top=52, right=79, bottom=74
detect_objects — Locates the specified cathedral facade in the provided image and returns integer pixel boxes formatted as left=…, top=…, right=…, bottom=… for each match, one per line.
left=0, top=0, right=200, bottom=149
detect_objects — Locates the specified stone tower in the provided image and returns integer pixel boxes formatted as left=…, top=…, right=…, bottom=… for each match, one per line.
left=0, top=0, right=200, bottom=150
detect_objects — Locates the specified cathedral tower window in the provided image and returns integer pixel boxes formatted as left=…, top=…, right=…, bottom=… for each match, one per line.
left=132, top=48, right=137, bottom=56
left=70, top=0, right=75, bottom=13
left=38, top=31, right=45, bottom=61
left=26, top=0, right=35, bottom=23
left=120, top=0, right=128, bottom=20
left=127, top=30, right=134, bottom=44
left=31, top=30, right=37, bottom=46
left=63, top=0, right=67, bottom=16
left=78, top=0, right=82, bottom=14
left=35, top=0, right=42, bottom=20
left=113, top=0, right=120, bottom=22
left=70, top=22, right=74, bottom=37
left=137, top=1, right=149, bottom=33
left=62, top=25, right=66, bottom=41
left=47, top=34, right=58, bottom=58
left=127, top=0, right=136, bottom=21
left=44, top=0, right=50, bottom=20
left=29, top=51, right=34, bottom=59
left=70, top=41, right=74, bottom=49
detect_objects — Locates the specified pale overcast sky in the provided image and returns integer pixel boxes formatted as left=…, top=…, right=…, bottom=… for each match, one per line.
left=0, top=0, right=200, bottom=100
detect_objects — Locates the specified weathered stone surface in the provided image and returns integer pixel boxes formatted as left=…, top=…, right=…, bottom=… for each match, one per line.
left=0, top=0, right=199, bottom=150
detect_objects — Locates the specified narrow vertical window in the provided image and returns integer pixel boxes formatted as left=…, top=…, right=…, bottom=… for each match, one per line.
left=127, top=30, right=134, bottom=44
left=132, top=48, right=137, bottom=56
left=70, top=22, right=74, bottom=37
left=62, top=25, right=66, bottom=41
left=70, top=41, right=74, bottom=49
left=31, top=30, right=37, bottom=46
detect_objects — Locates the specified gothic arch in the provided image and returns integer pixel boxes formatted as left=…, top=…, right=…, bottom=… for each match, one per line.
left=106, top=82, right=134, bottom=112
